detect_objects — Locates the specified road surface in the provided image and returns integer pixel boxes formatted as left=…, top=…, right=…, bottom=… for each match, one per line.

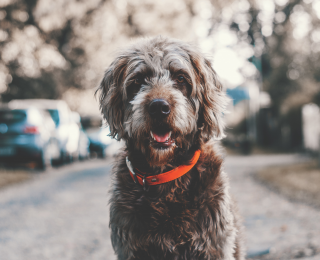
left=0, top=154, right=319, bottom=260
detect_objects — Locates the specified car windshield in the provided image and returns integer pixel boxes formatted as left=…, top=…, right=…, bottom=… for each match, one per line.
left=0, top=110, right=26, bottom=123
left=47, top=109, right=60, bottom=126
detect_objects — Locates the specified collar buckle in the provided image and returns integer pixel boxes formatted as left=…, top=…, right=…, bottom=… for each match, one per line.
left=142, top=174, right=149, bottom=191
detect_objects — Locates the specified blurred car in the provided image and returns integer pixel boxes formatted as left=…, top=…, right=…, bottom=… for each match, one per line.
left=78, top=129, right=90, bottom=160
left=9, top=99, right=81, bottom=164
left=86, top=127, right=115, bottom=158
left=71, top=112, right=90, bottom=160
left=0, top=105, right=60, bottom=169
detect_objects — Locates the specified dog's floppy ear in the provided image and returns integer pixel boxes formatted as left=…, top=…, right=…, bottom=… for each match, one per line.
left=185, top=48, right=227, bottom=141
left=98, top=56, right=128, bottom=140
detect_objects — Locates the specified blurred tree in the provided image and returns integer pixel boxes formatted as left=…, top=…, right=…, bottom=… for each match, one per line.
left=212, top=0, right=320, bottom=108
left=0, top=0, right=67, bottom=100
left=206, top=0, right=320, bottom=148
left=0, top=0, right=199, bottom=101
left=253, top=0, right=320, bottom=148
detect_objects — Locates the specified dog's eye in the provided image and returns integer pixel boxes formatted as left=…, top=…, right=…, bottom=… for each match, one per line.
left=176, top=75, right=186, bottom=83
left=173, top=74, right=191, bottom=97
left=134, top=77, right=144, bottom=85
left=127, top=77, right=145, bottom=100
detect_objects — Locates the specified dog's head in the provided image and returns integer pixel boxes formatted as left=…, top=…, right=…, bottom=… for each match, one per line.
left=98, top=36, right=227, bottom=166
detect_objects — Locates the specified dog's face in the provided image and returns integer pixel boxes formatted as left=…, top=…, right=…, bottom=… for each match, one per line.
left=98, top=37, right=226, bottom=166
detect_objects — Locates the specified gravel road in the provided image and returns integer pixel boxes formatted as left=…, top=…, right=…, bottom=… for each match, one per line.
left=0, top=160, right=116, bottom=260
left=0, top=154, right=319, bottom=260
left=225, top=154, right=320, bottom=260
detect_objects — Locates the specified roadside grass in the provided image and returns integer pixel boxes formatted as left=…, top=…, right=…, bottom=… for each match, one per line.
left=257, top=160, right=320, bottom=208
left=224, top=145, right=285, bottom=156
left=0, top=159, right=110, bottom=190
left=0, top=164, right=38, bottom=189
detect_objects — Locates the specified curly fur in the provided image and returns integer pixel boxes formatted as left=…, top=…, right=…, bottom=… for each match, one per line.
left=98, top=36, right=244, bottom=260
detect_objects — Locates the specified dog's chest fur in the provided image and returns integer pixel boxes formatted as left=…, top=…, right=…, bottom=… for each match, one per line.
left=109, top=146, right=242, bottom=260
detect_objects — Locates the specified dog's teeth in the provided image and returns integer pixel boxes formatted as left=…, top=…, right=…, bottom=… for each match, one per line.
left=150, top=131, right=155, bottom=140
left=165, top=131, right=171, bottom=141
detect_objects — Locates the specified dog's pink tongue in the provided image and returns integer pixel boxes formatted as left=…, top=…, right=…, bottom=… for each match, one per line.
left=153, top=132, right=169, bottom=143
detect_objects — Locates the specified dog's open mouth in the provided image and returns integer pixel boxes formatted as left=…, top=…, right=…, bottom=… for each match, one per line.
left=150, top=128, right=175, bottom=149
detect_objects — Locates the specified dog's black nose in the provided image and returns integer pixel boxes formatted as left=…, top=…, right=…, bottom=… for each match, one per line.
left=149, top=99, right=171, bottom=118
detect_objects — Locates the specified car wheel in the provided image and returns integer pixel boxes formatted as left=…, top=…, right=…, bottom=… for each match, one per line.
left=51, top=145, right=64, bottom=166
left=37, top=146, right=52, bottom=170
left=99, top=149, right=105, bottom=158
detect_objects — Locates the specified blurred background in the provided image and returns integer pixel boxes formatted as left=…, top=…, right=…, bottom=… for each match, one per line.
left=0, top=0, right=320, bottom=259
left=1, top=0, right=320, bottom=157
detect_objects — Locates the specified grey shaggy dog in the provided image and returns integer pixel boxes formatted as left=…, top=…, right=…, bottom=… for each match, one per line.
left=98, top=36, right=244, bottom=260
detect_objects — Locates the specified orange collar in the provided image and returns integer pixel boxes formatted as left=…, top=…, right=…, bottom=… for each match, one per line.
left=126, top=150, right=201, bottom=189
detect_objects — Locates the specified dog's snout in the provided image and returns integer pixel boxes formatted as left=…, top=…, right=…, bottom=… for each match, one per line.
left=149, top=99, right=171, bottom=118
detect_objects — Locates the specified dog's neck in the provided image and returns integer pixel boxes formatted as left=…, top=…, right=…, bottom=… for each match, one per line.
left=126, top=142, right=200, bottom=176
